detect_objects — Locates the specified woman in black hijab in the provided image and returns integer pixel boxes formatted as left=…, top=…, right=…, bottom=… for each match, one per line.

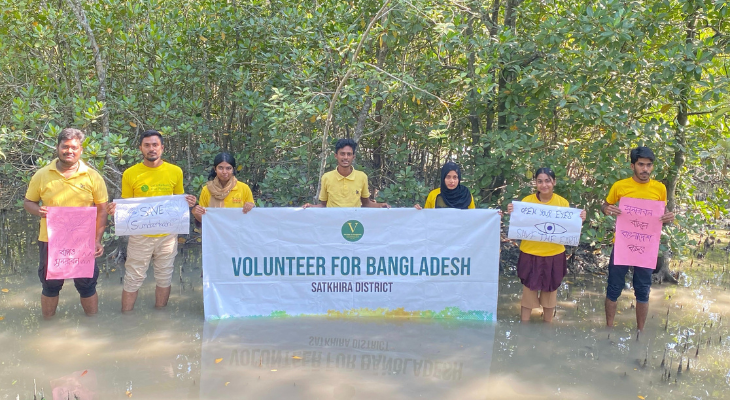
left=415, top=162, right=474, bottom=209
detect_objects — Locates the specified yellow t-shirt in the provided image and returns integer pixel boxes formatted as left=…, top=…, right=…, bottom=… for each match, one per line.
left=199, top=181, right=254, bottom=208
left=606, top=177, right=667, bottom=204
left=121, top=161, right=184, bottom=237
left=424, top=188, right=475, bottom=209
left=318, top=168, right=370, bottom=208
left=519, top=193, right=570, bottom=257
left=121, top=161, right=184, bottom=198
left=25, top=159, right=108, bottom=242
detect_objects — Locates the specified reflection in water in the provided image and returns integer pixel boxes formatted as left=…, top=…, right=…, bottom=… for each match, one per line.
left=2, top=211, right=730, bottom=399
left=200, top=319, right=494, bottom=399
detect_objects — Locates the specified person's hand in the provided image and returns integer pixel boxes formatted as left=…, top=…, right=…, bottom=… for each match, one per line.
left=242, top=202, right=255, bottom=214
left=302, top=203, right=312, bottom=209
left=604, top=204, right=621, bottom=217
left=38, top=206, right=48, bottom=218
left=661, top=211, right=675, bottom=224
left=185, top=195, right=197, bottom=207
left=192, top=205, right=206, bottom=219
left=414, top=204, right=422, bottom=210
left=94, top=241, right=104, bottom=258
left=106, top=202, right=116, bottom=215
left=506, top=203, right=514, bottom=214
left=580, top=209, right=587, bottom=222
left=380, top=202, right=391, bottom=209
left=498, top=210, right=503, bottom=217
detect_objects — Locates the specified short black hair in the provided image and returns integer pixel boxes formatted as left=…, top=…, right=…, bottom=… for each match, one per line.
left=534, top=167, right=556, bottom=181
left=57, top=128, right=85, bottom=146
left=139, top=129, right=163, bottom=145
left=335, top=138, right=357, bottom=154
left=630, top=146, right=655, bottom=164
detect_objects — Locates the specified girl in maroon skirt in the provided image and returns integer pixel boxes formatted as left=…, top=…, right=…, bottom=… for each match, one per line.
left=507, top=167, right=586, bottom=322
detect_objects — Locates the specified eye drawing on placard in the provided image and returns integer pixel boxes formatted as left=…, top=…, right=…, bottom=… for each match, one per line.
left=534, top=222, right=567, bottom=235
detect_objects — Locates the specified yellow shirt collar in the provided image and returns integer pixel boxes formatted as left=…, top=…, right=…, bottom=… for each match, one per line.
left=334, top=167, right=357, bottom=181
left=49, top=158, right=90, bottom=175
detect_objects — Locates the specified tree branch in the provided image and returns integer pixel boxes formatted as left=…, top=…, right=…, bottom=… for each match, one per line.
left=313, top=0, right=394, bottom=201
left=64, top=0, right=122, bottom=196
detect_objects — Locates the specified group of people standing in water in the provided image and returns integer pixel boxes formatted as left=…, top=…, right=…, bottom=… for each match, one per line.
left=25, top=129, right=674, bottom=332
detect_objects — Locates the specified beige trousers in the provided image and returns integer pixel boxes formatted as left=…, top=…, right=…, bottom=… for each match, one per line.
left=123, top=234, right=178, bottom=292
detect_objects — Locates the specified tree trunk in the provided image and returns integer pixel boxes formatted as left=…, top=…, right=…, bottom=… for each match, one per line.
left=314, top=1, right=392, bottom=201
left=64, top=0, right=122, bottom=197
left=655, top=14, right=696, bottom=285
left=466, top=14, right=481, bottom=147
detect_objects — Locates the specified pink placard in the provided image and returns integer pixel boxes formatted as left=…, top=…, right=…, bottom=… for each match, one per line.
left=614, top=197, right=665, bottom=269
left=46, top=207, right=97, bottom=279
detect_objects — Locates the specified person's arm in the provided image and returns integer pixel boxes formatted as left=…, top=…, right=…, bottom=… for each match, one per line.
left=361, top=197, right=390, bottom=208
left=24, top=198, right=48, bottom=218
left=303, top=201, right=326, bottom=208
left=192, top=205, right=206, bottom=222
left=94, top=202, right=108, bottom=257
left=193, top=187, right=209, bottom=222
left=24, top=174, right=46, bottom=217
left=660, top=211, right=675, bottom=224
left=659, top=185, right=673, bottom=224
left=423, top=190, right=437, bottom=209
left=242, top=184, right=255, bottom=214
left=601, top=201, right=621, bottom=216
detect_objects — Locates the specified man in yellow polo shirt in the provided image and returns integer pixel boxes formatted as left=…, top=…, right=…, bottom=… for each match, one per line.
left=303, top=138, right=389, bottom=208
left=107, top=130, right=196, bottom=312
left=602, top=146, right=675, bottom=332
left=24, top=128, right=108, bottom=318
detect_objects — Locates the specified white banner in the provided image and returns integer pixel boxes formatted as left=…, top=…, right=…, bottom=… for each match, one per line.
left=200, top=318, right=494, bottom=399
left=202, top=208, right=500, bottom=321
left=113, top=195, right=190, bottom=236
left=507, top=201, right=582, bottom=246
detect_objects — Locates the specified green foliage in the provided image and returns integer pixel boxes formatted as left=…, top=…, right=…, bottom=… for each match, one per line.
left=258, top=164, right=318, bottom=207
left=0, top=0, right=728, bottom=254
left=377, top=166, right=430, bottom=207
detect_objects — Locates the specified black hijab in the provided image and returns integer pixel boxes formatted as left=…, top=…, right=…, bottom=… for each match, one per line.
left=439, top=162, right=472, bottom=209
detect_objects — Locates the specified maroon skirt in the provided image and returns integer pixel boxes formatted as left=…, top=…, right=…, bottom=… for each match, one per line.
left=516, top=251, right=567, bottom=292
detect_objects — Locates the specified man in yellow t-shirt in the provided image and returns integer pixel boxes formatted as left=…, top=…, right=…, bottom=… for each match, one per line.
left=303, top=138, right=390, bottom=209
left=24, top=128, right=108, bottom=318
left=107, top=130, right=196, bottom=312
left=601, top=146, right=675, bottom=332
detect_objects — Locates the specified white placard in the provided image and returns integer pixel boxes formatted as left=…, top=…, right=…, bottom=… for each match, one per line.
left=202, top=208, right=500, bottom=321
left=507, top=201, right=583, bottom=246
left=113, top=195, right=190, bottom=236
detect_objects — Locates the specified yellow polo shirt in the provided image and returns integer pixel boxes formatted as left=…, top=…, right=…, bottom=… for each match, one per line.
left=199, top=181, right=254, bottom=208
left=318, top=168, right=370, bottom=208
left=606, top=177, right=667, bottom=204
left=121, top=161, right=184, bottom=198
left=121, top=161, right=184, bottom=237
left=25, top=159, right=108, bottom=242
left=519, top=193, right=570, bottom=257
left=424, top=188, right=475, bottom=209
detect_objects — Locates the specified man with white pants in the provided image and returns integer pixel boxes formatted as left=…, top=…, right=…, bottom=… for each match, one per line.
left=108, top=130, right=196, bottom=311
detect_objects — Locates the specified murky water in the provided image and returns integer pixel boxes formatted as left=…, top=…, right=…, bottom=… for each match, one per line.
left=2, top=210, right=730, bottom=399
